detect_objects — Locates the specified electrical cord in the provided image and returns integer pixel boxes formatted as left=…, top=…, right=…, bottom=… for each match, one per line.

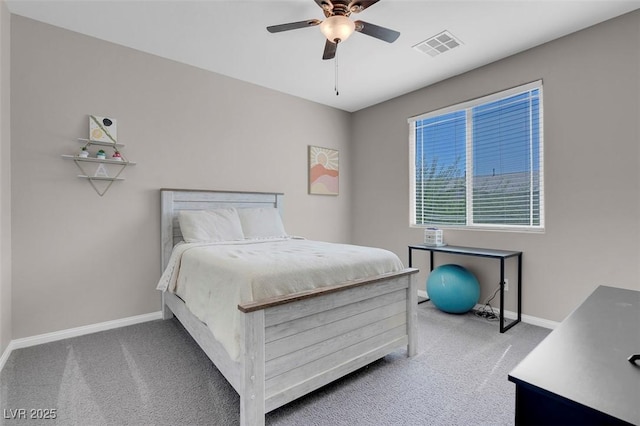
left=474, top=284, right=500, bottom=321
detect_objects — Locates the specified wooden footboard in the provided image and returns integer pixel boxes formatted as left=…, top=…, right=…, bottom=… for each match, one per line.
left=253, top=269, right=418, bottom=413
left=162, top=268, right=418, bottom=426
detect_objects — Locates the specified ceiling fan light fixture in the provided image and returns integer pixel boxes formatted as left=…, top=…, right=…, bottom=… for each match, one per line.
left=320, top=15, right=355, bottom=43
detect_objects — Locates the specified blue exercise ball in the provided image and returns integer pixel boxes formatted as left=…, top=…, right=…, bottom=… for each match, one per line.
left=427, top=264, right=480, bottom=314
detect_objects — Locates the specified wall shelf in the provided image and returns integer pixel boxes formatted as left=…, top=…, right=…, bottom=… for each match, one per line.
left=62, top=139, right=136, bottom=196
left=61, top=154, right=136, bottom=166
left=77, top=175, right=125, bottom=181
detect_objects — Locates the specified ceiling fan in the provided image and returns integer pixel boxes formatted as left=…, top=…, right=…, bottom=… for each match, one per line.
left=267, top=0, right=400, bottom=60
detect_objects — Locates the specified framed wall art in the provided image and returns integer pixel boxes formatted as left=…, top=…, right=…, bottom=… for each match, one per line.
left=309, top=145, right=339, bottom=195
left=89, top=115, right=117, bottom=144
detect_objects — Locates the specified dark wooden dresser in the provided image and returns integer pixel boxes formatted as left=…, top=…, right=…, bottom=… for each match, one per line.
left=508, top=285, right=640, bottom=425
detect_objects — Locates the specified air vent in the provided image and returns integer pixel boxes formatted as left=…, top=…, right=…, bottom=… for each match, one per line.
left=413, top=30, right=463, bottom=57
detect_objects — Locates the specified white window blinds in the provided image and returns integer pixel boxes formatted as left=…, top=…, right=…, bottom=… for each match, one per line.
left=409, top=81, right=544, bottom=230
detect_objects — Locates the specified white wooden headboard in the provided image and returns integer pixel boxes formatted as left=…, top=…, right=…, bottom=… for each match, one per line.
left=160, top=188, right=284, bottom=271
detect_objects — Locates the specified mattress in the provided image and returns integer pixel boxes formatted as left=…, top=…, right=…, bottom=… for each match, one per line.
left=157, top=238, right=404, bottom=360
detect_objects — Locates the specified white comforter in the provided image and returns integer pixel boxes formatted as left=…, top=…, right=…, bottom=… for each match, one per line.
left=156, top=238, right=404, bottom=361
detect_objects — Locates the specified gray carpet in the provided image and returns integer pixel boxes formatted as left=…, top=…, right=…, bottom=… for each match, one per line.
left=1, top=303, right=550, bottom=425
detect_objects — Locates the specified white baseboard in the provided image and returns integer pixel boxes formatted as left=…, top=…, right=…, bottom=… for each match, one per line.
left=418, top=290, right=558, bottom=330
left=478, top=303, right=559, bottom=329
left=514, top=312, right=559, bottom=330
left=0, top=311, right=162, bottom=372
left=0, top=341, right=13, bottom=372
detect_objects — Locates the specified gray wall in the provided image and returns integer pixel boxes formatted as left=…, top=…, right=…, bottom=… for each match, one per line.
left=0, top=0, right=11, bottom=354
left=351, top=10, right=640, bottom=322
left=10, top=16, right=352, bottom=339
left=7, top=9, right=640, bottom=342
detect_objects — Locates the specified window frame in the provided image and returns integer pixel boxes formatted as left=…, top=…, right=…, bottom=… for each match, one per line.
left=408, top=80, right=544, bottom=232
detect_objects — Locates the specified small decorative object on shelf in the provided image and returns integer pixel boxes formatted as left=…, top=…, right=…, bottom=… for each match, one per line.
left=94, top=163, right=109, bottom=178
left=61, top=115, right=136, bottom=196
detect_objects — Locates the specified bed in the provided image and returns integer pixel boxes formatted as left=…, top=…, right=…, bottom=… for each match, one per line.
left=158, top=188, right=419, bottom=426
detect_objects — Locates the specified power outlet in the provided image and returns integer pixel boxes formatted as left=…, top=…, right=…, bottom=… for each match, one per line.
left=503, top=279, right=509, bottom=291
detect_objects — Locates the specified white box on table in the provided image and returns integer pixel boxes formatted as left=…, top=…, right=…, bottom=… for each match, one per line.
left=424, top=228, right=444, bottom=246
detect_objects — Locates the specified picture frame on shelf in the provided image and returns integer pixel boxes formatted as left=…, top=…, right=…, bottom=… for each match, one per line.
left=89, top=115, right=117, bottom=144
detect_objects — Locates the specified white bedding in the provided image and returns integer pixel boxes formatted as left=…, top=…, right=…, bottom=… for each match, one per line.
left=157, top=238, right=404, bottom=361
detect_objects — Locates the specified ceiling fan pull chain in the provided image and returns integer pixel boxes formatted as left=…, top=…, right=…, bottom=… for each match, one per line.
left=334, top=41, right=339, bottom=96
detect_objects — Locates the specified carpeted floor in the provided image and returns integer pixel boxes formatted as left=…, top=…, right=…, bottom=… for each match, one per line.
left=0, top=303, right=550, bottom=425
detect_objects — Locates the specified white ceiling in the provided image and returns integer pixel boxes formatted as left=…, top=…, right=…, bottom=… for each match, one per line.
left=6, top=0, right=640, bottom=112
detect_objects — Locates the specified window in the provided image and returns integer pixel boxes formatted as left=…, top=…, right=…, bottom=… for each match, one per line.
left=409, top=81, right=544, bottom=231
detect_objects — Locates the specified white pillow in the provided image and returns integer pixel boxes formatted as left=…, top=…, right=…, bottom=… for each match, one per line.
left=237, top=207, right=287, bottom=239
left=178, top=208, right=244, bottom=243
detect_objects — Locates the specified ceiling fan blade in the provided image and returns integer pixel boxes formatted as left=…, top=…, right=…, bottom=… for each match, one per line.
left=322, top=39, right=337, bottom=60
left=354, top=20, right=400, bottom=43
left=267, top=19, right=321, bottom=33
left=348, top=1, right=380, bottom=13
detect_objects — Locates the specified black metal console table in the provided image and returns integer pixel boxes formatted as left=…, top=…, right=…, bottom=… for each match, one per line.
left=408, top=244, right=522, bottom=333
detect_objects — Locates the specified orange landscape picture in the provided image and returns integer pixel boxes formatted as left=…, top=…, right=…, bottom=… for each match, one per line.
left=309, top=146, right=339, bottom=195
